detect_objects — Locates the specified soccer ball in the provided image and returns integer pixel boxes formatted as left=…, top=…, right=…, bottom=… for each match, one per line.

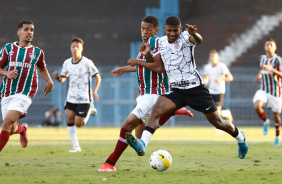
left=149, top=150, right=172, bottom=172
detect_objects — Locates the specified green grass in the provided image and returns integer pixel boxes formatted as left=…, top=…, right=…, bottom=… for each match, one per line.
left=1, top=127, right=282, bottom=184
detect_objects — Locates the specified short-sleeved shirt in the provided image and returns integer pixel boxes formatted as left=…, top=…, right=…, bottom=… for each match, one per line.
left=203, top=62, right=230, bottom=94
left=158, top=31, right=203, bottom=89
left=258, top=54, right=282, bottom=97
left=136, top=36, right=170, bottom=95
left=0, top=42, right=46, bottom=99
left=60, top=56, right=98, bottom=104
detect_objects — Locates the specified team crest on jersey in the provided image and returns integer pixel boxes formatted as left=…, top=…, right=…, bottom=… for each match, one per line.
left=29, top=53, right=36, bottom=60
left=8, top=51, right=14, bottom=56
left=174, top=41, right=181, bottom=49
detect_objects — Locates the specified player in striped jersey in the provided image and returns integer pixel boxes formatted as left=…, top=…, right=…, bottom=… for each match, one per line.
left=253, top=38, right=282, bottom=146
left=53, top=37, right=101, bottom=152
left=126, top=16, right=248, bottom=160
left=98, top=16, right=193, bottom=172
left=0, top=20, right=54, bottom=152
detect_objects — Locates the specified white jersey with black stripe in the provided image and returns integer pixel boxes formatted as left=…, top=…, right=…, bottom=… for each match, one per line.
left=60, top=56, right=99, bottom=104
left=158, top=31, right=203, bottom=89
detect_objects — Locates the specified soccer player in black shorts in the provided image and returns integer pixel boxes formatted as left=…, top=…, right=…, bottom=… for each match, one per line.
left=126, top=16, right=248, bottom=160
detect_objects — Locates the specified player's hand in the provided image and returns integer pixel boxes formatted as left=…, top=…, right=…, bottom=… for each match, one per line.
left=111, top=68, right=123, bottom=78
left=264, top=63, right=274, bottom=72
left=139, top=43, right=151, bottom=57
left=6, top=70, right=18, bottom=79
left=127, top=59, right=139, bottom=66
left=43, top=80, right=54, bottom=96
left=92, top=92, right=99, bottom=101
left=254, top=73, right=262, bottom=83
left=186, top=24, right=198, bottom=35
left=52, top=70, right=58, bottom=79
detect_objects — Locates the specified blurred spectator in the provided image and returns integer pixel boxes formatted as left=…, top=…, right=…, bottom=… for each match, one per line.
left=41, top=106, right=63, bottom=127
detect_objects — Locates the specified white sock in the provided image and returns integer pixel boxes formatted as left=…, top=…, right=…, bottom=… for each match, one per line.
left=141, top=130, right=153, bottom=147
left=67, top=126, right=80, bottom=148
left=235, top=131, right=245, bottom=143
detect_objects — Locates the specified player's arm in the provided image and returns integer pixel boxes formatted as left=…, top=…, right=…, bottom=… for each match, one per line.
left=254, top=72, right=262, bottom=84
left=92, top=73, right=101, bottom=101
left=52, top=70, right=67, bottom=83
left=38, top=67, right=54, bottom=96
left=264, top=62, right=282, bottom=78
left=186, top=24, right=203, bottom=45
left=0, top=45, right=18, bottom=79
left=203, top=75, right=209, bottom=85
left=128, top=43, right=165, bottom=73
left=128, top=54, right=165, bottom=73
left=111, top=65, right=136, bottom=78
left=224, top=72, right=234, bottom=82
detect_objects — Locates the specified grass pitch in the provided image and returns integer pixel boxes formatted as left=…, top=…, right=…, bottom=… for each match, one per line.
left=1, top=127, right=282, bottom=184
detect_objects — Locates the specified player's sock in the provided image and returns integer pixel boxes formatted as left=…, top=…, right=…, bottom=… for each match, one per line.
left=105, top=128, right=131, bottom=166
left=158, top=113, right=173, bottom=127
left=231, top=126, right=245, bottom=143
left=274, top=122, right=281, bottom=137
left=259, top=112, right=267, bottom=122
left=67, top=123, right=80, bottom=148
left=141, top=126, right=155, bottom=147
left=14, top=123, right=25, bottom=134
left=0, top=130, right=10, bottom=152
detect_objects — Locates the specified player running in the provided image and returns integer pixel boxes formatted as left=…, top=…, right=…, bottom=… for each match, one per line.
left=0, top=20, right=54, bottom=152
left=53, top=37, right=101, bottom=152
left=253, top=38, right=282, bottom=146
left=98, top=16, right=193, bottom=172
left=126, top=16, right=248, bottom=160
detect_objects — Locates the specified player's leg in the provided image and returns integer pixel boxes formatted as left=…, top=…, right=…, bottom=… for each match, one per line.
left=126, top=96, right=178, bottom=156
left=65, top=103, right=81, bottom=152
left=0, top=110, right=21, bottom=152
left=253, top=90, right=269, bottom=135
left=273, top=112, right=281, bottom=146
left=98, top=114, right=142, bottom=172
left=98, top=95, right=156, bottom=172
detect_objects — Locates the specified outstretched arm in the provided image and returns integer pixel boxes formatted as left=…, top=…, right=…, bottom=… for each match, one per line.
left=111, top=65, right=136, bottom=78
left=38, top=67, right=54, bottom=96
left=186, top=24, right=203, bottom=45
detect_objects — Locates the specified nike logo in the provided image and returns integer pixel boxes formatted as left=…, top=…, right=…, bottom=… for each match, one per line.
left=79, top=111, right=84, bottom=114
left=206, top=106, right=211, bottom=110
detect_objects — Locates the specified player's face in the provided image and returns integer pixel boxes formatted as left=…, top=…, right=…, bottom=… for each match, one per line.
left=141, top=22, right=159, bottom=43
left=17, top=24, right=34, bottom=43
left=264, top=41, right=276, bottom=54
left=164, top=25, right=182, bottom=43
left=70, top=42, right=83, bottom=57
left=209, top=52, right=219, bottom=66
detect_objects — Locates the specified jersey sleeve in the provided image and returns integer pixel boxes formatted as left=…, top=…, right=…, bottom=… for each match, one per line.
left=275, top=56, right=282, bottom=72
left=36, top=50, right=47, bottom=69
left=60, top=60, right=69, bottom=77
left=183, top=31, right=196, bottom=46
left=88, top=60, right=99, bottom=76
left=0, top=44, right=9, bottom=69
left=202, top=64, right=209, bottom=76
left=222, top=63, right=230, bottom=75
left=148, top=37, right=160, bottom=57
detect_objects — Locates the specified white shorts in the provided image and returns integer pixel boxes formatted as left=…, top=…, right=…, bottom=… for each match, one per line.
left=253, top=90, right=281, bottom=113
left=1, top=94, right=32, bottom=120
left=131, top=94, right=159, bottom=124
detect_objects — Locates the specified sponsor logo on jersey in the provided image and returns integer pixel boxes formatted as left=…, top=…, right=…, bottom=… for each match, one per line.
left=10, top=61, right=31, bottom=68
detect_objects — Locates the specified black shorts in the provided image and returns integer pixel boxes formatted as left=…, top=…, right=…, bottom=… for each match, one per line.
left=64, top=102, right=90, bottom=117
left=210, top=94, right=224, bottom=107
left=162, top=84, right=217, bottom=113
